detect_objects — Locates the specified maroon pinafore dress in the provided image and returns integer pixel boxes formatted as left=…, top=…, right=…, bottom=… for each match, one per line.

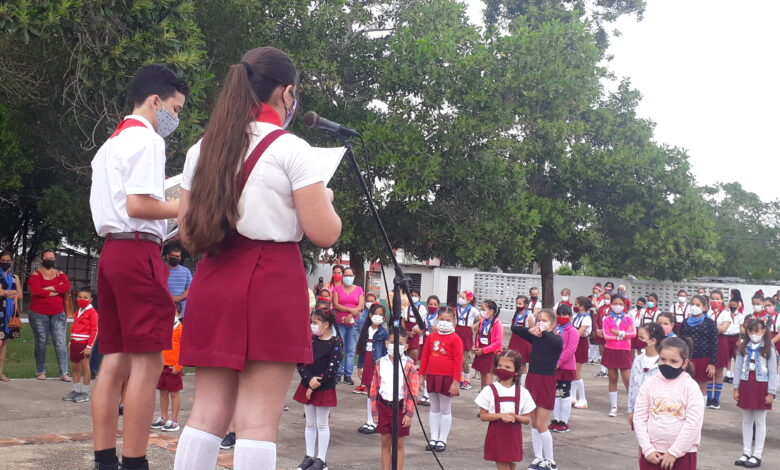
left=361, top=335, right=377, bottom=387
left=508, top=310, right=533, bottom=364
left=472, top=320, right=495, bottom=373
left=455, top=305, right=474, bottom=351
left=483, top=383, right=524, bottom=463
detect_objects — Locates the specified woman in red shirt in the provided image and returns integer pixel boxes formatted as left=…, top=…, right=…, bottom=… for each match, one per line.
left=418, top=307, right=464, bottom=453
left=27, top=249, right=71, bottom=381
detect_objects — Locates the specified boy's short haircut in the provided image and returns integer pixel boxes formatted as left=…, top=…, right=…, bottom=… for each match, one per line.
left=77, top=287, right=93, bottom=296
left=128, top=64, right=190, bottom=107
left=388, top=326, right=409, bottom=339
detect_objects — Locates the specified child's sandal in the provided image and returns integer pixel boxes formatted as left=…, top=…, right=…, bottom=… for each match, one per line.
left=434, top=441, right=446, bottom=452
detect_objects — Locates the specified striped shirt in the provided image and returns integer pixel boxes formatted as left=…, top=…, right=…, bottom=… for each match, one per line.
left=167, top=265, right=192, bottom=314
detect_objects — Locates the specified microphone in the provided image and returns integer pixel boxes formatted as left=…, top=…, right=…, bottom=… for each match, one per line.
left=303, top=111, right=361, bottom=138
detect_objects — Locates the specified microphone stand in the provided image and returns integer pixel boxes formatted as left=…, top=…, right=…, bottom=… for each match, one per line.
left=339, top=136, right=425, bottom=470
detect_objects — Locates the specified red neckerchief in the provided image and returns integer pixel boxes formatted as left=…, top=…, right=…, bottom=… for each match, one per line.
left=252, top=103, right=282, bottom=126
left=642, top=308, right=658, bottom=324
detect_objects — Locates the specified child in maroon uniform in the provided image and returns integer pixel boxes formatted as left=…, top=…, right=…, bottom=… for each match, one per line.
left=472, top=300, right=504, bottom=388
left=356, top=304, right=388, bottom=434
left=507, top=295, right=535, bottom=379
left=63, top=288, right=98, bottom=403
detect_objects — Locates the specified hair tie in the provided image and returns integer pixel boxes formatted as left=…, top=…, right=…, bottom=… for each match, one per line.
left=240, top=61, right=253, bottom=78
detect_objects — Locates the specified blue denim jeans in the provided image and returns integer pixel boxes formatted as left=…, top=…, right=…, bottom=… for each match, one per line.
left=337, top=323, right=356, bottom=377
left=28, top=311, right=68, bottom=375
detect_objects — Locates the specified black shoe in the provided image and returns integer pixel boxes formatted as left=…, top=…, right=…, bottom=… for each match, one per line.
left=744, top=456, right=761, bottom=468
left=297, top=455, right=316, bottom=470
left=434, top=441, right=446, bottom=452
left=94, top=463, right=120, bottom=470
left=706, top=398, right=713, bottom=408
left=736, top=454, right=750, bottom=466
left=309, top=458, right=328, bottom=470
left=220, top=432, right=236, bottom=449
left=335, top=375, right=343, bottom=384
left=724, top=376, right=733, bottom=384
left=343, top=376, right=354, bottom=385
left=710, top=399, right=721, bottom=410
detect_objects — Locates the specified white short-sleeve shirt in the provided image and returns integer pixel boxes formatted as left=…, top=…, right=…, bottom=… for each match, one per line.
left=474, top=382, right=536, bottom=415
left=90, top=115, right=168, bottom=240
left=181, top=121, right=323, bottom=242
left=573, top=314, right=593, bottom=336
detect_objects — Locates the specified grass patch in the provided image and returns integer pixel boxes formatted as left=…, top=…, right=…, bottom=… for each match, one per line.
left=4, top=324, right=70, bottom=379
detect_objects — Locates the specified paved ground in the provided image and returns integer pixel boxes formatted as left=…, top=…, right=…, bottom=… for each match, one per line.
left=0, top=363, right=778, bottom=469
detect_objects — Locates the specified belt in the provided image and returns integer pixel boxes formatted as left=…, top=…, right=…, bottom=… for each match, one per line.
left=106, top=231, right=162, bottom=247
left=379, top=397, right=405, bottom=409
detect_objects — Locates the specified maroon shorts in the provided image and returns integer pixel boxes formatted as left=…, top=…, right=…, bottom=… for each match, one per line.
left=376, top=398, right=410, bottom=437
left=716, top=335, right=731, bottom=368
left=727, top=335, right=740, bottom=360
left=427, top=374, right=455, bottom=396
left=575, top=336, right=590, bottom=364
left=639, top=452, right=696, bottom=470
left=406, top=333, right=420, bottom=351
left=525, top=372, right=556, bottom=410
left=690, top=358, right=712, bottom=383
left=69, top=342, right=87, bottom=362
left=602, top=348, right=633, bottom=370
left=292, top=383, right=337, bottom=407
left=555, top=368, right=575, bottom=382
left=180, top=237, right=312, bottom=370
left=156, top=366, right=183, bottom=392
left=737, top=372, right=772, bottom=411
left=97, top=238, right=175, bottom=354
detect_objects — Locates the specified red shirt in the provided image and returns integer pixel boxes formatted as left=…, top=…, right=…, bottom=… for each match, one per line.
left=28, top=271, right=70, bottom=315
left=418, top=331, right=464, bottom=382
left=70, top=305, right=98, bottom=348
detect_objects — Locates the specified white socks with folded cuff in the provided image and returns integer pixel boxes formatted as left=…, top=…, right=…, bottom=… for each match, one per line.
left=173, top=426, right=221, bottom=470
left=531, top=428, right=555, bottom=462
left=234, top=439, right=276, bottom=470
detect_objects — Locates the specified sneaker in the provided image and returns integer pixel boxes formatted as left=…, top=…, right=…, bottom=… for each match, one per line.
left=527, top=457, right=543, bottom=470
left=309, top=457, right=328, bottom=470
left=296, top=456, right=316, bottom=470
left=151, top=417, right=167, bottom=429
left=710, top=399, right=721, bottom=410
left=74, top=392, right=90, bottom=403
left=63, top=390, right=80, bottom=401
left=548, top=420, right=560, bottom=431
left=334, top=375, right=343, bottom=384
left=220, top=432, right=236, bottom=449
left=418, top=396, right=430, bottom=406
left=706, top=398, right=713, bottom=408
left=543, top=460, right=558, bottom=470
left=724, top=376, right=733, bottom=384
left=460, top=381, right=472, bottom=390
left=573, top=399, right=589, bottom=409
left=596, top=371, right=608, bottom=378
left=343, top=376, right=354, bottom=386
left=608, top=407, right=618, bottom=417
left=352, top=385, right=368, bottom=395
left=556, top=423, right=570, bottom=433
left=162, top=419, right=180, bottom=432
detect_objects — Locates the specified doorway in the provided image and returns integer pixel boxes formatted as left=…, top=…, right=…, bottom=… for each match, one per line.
left=446, top=276, right=460, bottom=307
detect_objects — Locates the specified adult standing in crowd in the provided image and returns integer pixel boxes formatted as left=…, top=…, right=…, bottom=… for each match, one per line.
left=166, top=245, right=192, bottom=317
left=332, top=266, right=364, bottom=385
left=328, top=265, right=344, bottom=291
left=0, top=250, right=22, bottom=381
left=27, top=249, right=71, bottom=381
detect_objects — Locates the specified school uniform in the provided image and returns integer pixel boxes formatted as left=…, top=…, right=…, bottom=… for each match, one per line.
left=734, top=341, right=778, bottom=411
left=404, top=303, right=427, bottom=351
left=593, top=305, right=610, bottom=346
left=293, top=335, right=344, bottom=407
left=179, top=104, right=320, bottom=369
left=711, top=308, right=735, bottom=368
left=370, top=354, right=419, bottom=437
left=511, top=326, right=563, bottom=410
left=601, top=313, right=636, bottom=370
left=508, top=309, right=534, bottom=364
left=670, top=303, right=689, bottom=332
left=420, top=308, right=439, bottom=351
left=679, top=315, right=718, bottom=384
left=474, top=382, right=536, bottom=463
left=631, top=308, right=658, bottom=351
left=157, top=319, right=184, bottom=393
left=528, top=299, right=542, bottom=313
left=359, top=325, right=388, bottom=388
left=572, top=312, right=592, bottom=364
left=472, top=318, right=504, bottom=374
left=69, top=305, right=98, bottom=361
left=419, top=330, right=464, bottom=395
left=455, top=304, right=477, bottom=351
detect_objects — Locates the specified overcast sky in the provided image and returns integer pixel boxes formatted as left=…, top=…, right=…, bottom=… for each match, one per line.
left=465, top=1, right=780, bottom=202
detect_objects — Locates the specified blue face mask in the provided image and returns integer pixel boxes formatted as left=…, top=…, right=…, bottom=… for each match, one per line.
left=646, top=301, right=655, bottom=309
left=343, top=276, right=355, bottom=286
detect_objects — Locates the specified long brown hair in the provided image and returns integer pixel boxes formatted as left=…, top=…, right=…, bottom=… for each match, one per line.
left=739, top=318, right=772, bottom=359
left=183, top=47, right=298, bottom=254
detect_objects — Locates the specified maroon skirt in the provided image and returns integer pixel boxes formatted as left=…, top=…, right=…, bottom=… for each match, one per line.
left=631, top=336, right=647, bottom=351
left=575, top=336, right=590, bottom=364
left=180, top=237, right=312, bottom=370
left=639, top=452, right=696, bottom=470
left=690, top=358, right=712, bottom=383
left=716, top=335, right=731, bottom=368
left=525, top=372, right=556, bottom=410
left=472, top=352, right=496, bottom=374
left=427, top=374, right=455, bottom=396
left=376, top=399, right=410, bottom=437
left=456, top=325, right=473, bottom=350
left=773, top=332, right=780, bottom=355
left=727, top=335, right=740, bottom=360
left=484, top=420, right=523, bottom=463
left=361, top=352, right=376, bottom=387
left=602, top=348, right=633, bottom=370
left=293, top=383, right=337, bottom=407
left=406, top=332, right=421, bottom=351
left=555, top=368, right=575, bottom=382
left=508, top=335, right=532, bottom=364
left=737, top=371, right=772, bottom=410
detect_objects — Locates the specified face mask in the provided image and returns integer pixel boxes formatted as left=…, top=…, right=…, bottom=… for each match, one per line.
left=710, top=300, right=722, bottom=310
left=658, top=363, right=684, bottom=380
left=343, top=276, right=355, bottom=286
left=753, top=304, right=764, bottom=313
left=428, top=305, right=438, bottom=314
left=154, top=106, right=179, bottom=138
left=0, top=262, right=10, bottom=271
left=333, top=274, right=343, bottom=282
left=556, top=316, right=570, bottom=326
left=494, top=368, right=517, bottom=382
left=457, top=297, right=467, bottom=306
left=611, top=305, right=624, bottom=314
left=282, top=97, right=297, bottom=129
left=749, top=334, right=764, bottom=344
left=766, top=305, right=776, bottom=314
left=730, top=306, right=738, bottom=313
left=661, top=323, right=673, bottom=335
left=561, top=295, right=569, bottom=302
left=530, top=296, right=538, bottom=302
left=77, top=299, right=91, bottom=309
left=411, top=296, right=420, bottom=304
left=678, top=296, right=687, bottom=304
left=437, top=320, right=454, bottom=334
left=387, top=343, right=406, bottom=356
left=310, top=323, right=322, bottom=336
left=365, top=302, right=374, bottom=310
left=573, top=306, right=581, bottom=314
left=646, top=301, right=655, bottom=309
left=480, top=310, right=489, bottom=320
left=689, top=305, right=703, bottom=316
left=536, top=320, right=550, bottom=332
left=168, top=258, right=181, bottom=267
left=317, top=296, right=330, bottom=302
left=371, top=315, right=384, bottom=326
left=42, top=260, right=55, bottom=269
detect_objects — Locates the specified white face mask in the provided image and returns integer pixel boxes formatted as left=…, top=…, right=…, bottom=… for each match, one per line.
left=343, top=276, right=355, bottom=286
left=753, top=304, right=764, bottom=313
left=561, top=295, right=569, bottom=302
left=749, top=334, right=764, bottom=344
left=310, top=323, right=322, bottom=336
left=387, top=343, right=406, bottom=356
left=689, top=305, right=703, bottom=316
left=411, top=296, right=420, bottom=304
left=480, top=310, right=489, bottom=320
left=371, top=315, right=384, bottom=326
left=154, top=105, right=179, bottom=138
left=437, top=320, right=454, bottom=334
left=537, top=320, right=550, bottom=332
left=611, top=305, right=624, bottom=314
left=678, top=296, right=688, bottom=304
left=366, top=302, right=374, bottom=310
left=457, top=297, right=467, bottom=306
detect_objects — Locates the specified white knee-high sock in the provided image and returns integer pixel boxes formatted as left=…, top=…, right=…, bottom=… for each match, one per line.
left=742, top=409, right=754, bottom=456
left=609, top=391, right=618, bottom=408
left=600, top=365, right=607, bottom=374
left=173, top=426, right=222, bottom=470
left=754, top=410, right=767, bottom=458
left=531, top=428, right=542, bottom=459
left=439, top=394, right=453, bottom=443
left=574, top=379, right=586, bottom=402
left=429, top=393, right=441, bottom=441
left=560, top=398, right=573, bottom=424
left=315, top=407, right=331, bottom=461
left=366, top=398, right=375, bottom=426
left=304, top=404, right=317, bottom=457
left=233, top=439, right=276, bottom=470
left=541, top=430, right=554, bottom=462
left=552, top=397, right=561, bottom=421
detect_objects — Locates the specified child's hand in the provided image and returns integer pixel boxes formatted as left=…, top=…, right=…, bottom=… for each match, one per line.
left=530, top=326, right=543, bottom=337
left=765, top=394, right=774, bottom=406
left=474, top=349, right=483, bottom=356
left=706, top=364, right=715, bottom=378
left=645, top=451, right=662, bottom=464
left=610, top=329, right=619, bottom=336
left=659, top=452, right=677, bottom=469
left=309, top=377, right=322, bottom=389
left=306, top=388, right=313, bottom=400
left=500, top=413, right=515, bottom=423
left=733, top=389, right=740, bottom=401
left=626, top=413, right=633, bottom=428
left=83, top=349, right=92, bottom=358
left=401, top=415, right=412, bottom=428
left=448, top=382, right=460, bottom=397
left=171, top=369, right=180, bottom=375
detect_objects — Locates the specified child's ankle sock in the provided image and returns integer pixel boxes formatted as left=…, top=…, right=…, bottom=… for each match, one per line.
left=94, top=448, right=118, bottom=465
left=122, top=456, right=148, bottom=469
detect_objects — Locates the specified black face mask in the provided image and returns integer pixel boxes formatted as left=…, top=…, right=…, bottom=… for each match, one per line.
left=730, top=306, right=738, bottom=313
left=0, top=262, right=10, bottom=272
left=658, top=363, right=684, bottom=380
left=42, top=260, right=55, bottom=269
left=168, top=258, right=181, bottom=267
left=530, top=296, right=538, bottom=302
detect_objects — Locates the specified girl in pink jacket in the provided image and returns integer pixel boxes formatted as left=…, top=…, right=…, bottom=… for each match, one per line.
left=633, top=337, right=704, bottom=470
left=471, top=300, right=505, bottom=389
left=550, top=304, right=579, bottom=433
left=600, top=295, right=637, bottom=417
